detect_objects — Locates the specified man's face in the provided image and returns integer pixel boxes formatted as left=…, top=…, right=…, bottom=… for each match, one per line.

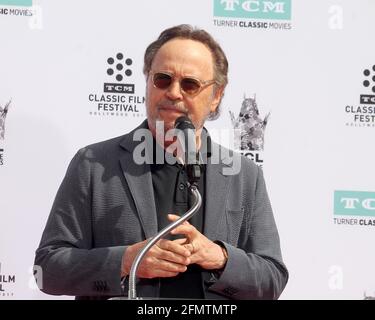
left=145, top=38, right=223, bottom=135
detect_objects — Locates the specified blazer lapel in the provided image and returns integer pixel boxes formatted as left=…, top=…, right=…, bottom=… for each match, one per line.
left=119, top=121, right=158, bottom=239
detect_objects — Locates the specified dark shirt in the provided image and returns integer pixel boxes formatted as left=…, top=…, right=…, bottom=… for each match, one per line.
left=150, top=138, right=206, bottom=299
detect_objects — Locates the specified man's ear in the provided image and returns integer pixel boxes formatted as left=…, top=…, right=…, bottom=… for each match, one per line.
left=210, top=86, right=225, bottom=113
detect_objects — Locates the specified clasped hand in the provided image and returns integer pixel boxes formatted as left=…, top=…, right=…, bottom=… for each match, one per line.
left=122, top=214, right=227, bottom=279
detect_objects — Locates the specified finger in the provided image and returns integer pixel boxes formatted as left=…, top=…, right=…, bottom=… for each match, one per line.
left=141, top=255, right=188, bottom=273
left=173, top=238, right=189, bottom=245
left=158, top=239, right=191, bottom=257
left=170, top=224, right=197, bottom=238
left=158, top=238, right=188, bottom=248
left=156, top=259, right=188, bottom=273
left=168, top=214, right=190, bottom=225
left=167, top=214, right=180, bottom=220
left=183, top=243, right=194, bottom=255
left=158, top=249, right=191, bottom=265
left=157, top=239, right=191, bottom=264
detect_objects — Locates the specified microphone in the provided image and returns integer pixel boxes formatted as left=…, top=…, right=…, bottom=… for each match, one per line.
left=174, top=116, right=201, bottom=183
left=174, top=116, right=197, bottom=165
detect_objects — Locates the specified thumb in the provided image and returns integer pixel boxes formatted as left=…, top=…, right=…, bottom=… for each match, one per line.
left=168, top=213, right=190, bottom=226
left=167, top=214, right=180, bottom=221
left=168, top=214, right=190, bottom=225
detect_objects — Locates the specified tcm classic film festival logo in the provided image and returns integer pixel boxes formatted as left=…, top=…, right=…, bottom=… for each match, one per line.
left=345, top=65, right=375, bottom=128
left=213, top=0, right=292, bottom=30
left=334, top=191, right=375, bottom=227
left=88, top=52, right=145, bottom=118
left=0, top=99, right=11, bottom=166
left=229, top=95, right=270, bottom=166
left=0, top=263, right=16, bottom=297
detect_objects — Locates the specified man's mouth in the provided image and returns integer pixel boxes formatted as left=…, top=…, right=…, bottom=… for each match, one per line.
left=158, top=105, right=187, bottom=114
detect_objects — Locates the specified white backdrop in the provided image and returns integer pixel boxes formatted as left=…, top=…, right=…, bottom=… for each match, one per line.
left=1, top=0, right=375, bottom=299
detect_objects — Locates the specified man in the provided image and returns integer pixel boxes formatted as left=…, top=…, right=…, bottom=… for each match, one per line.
left=34, top=24, right=288, bottom=299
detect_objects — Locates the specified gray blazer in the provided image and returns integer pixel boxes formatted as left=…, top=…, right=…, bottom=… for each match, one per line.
left=35, top=120, right=288, bottom=300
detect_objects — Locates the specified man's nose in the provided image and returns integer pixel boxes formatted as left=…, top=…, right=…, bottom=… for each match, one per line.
left=165, top=80, right=183, bottom=100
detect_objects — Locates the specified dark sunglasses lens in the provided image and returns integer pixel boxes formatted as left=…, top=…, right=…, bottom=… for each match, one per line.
left=153, top=73, right=172, bottom=89
left=181, top=78, right=201, bottom=94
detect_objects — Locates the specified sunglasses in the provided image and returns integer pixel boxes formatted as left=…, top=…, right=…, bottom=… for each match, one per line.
left=150, top=71, right=216, bottom=97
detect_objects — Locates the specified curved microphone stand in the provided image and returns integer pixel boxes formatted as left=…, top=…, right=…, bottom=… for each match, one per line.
left=128, top=183, right=202, bottom=300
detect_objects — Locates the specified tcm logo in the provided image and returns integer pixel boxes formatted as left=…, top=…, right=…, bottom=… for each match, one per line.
left=214, top=0, right=291, bottom=20
left=104, top=83, right=134, bottom=94
left=334, top=191, right=375, bottom=217
left=0, top=0, right=32, bottom=5
left=104, top=52, right=134, bottom=94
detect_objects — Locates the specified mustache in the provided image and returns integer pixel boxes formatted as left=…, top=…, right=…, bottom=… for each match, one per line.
left=157, top=101, right=188, bottom=114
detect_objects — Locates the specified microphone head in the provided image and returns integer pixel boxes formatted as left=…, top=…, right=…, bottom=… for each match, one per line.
left=173, top=116, right=197, bottom=167
left=174, top=116, right=195, bottom=130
